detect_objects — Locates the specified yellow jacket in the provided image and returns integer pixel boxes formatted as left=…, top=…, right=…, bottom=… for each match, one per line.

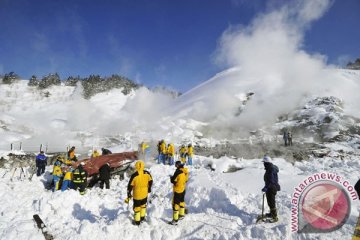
left=171, top=166, right=189, bottom=193
left=160, top=142, right=167, bottom=154
left=64, top=170, right=73, bottom=181
left=141, top=142, right=149, bottom=154
left=187, top=146, right=193, bottom=157
left=167, top=144, right=175, bottom=156
left=127, top=161, right=153, bottom=200
left=92, top=150, right=100, bottom=158
left=53, top=165, right=63, bottom=177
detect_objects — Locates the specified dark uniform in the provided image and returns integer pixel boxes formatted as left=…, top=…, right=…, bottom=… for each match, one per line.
left=262, top=156, right=280, bottom=222
left=127, top=160, right=153, bottom=225
left=35, top=151, right=47, bottom=176
left=73, top=164, right=88, bottom=195
left=170, top=161, right=189, bottom=223
left=99, top=163, right=111, bottom=189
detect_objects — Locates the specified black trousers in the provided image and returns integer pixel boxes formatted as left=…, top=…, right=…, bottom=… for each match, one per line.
left=36, top=165, right=45, bottom=176
left=266, top=189, right=277, bottom=209
left=73, top=182, right=86, bottom=194
left=100, top=179, right=110, bottom=189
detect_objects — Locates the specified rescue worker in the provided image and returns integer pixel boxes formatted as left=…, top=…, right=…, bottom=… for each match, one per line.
left=140, top=142, right=150, bottom=162
left=283, top=131, right=288, bottom=146
left=91, top=149, right=100, bottom=158
left=99, top=163, right=111, bottom=189
left=158, top=140, right=167, bottom=164
left=73, top=162, right=88, bottom=195
left=167, top=143, right=175, bottom=165
left=187, top=144, right=193, bottom=166
left=67, top=146, right=77, bottom=162
left=61, top=167, right=73, bottom=191
left=261, top=155, right=281, bottom=222
left=352, top=179, right=360, bottom=240
left=125, top=160, right=153, bottom=225
left=170, top=161, right=189, bottom=224
left=179, top=145, right=187, bottom=164
left=52, top=159, right=63, bottom=192
left=102, top=148, right=112, bottom=155
left=287, top=131, right=293, bottom=146
left=35, top=151, right=47, bottom=176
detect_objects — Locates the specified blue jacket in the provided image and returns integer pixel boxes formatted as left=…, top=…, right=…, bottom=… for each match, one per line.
left=263, top=162, right=280, bottom=192
left=36, top=154, right=47, bottom=167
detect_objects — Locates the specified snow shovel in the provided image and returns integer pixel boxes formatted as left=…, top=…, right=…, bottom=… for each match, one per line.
left=256, top=193, right=266, bottom=223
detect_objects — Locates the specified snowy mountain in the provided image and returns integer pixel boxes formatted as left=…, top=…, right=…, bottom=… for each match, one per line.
left=0, top=67, right=360, bottom=240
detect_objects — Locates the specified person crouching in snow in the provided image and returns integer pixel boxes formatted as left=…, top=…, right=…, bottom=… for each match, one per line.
left=72, top=162, right=88, bottom=195
left=261, top=155, right=281, bottom=222
left=36, top=151, right=47, bottom=176
left=170, top=161, right=189, bottom=224
left=125, top=160, right=153, bottom=225
left=61, top=167, right=73, bottom=191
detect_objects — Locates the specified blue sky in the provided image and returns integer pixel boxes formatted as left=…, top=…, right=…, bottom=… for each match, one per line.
left=0, top=0, right=359, bottom=92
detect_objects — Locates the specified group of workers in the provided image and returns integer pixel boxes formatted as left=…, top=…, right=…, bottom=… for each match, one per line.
left=126, top=159, right=189, bottom=225
left=157, top=140, right=194, bottom=166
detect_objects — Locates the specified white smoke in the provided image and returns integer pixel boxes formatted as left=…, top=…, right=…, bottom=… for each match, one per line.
left=173, top=0, right=360, bottom=136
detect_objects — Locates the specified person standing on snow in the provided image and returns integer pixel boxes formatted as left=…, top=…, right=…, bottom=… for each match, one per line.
left=158, top=140, right=167, bottom=164
left=179, top=145, right=187, bottom=164
left=170, top=161, right=189, bottom=224
left=187, top=144, right=194, bottom=166
left=52, top=159, right=63, bottom=192
left=125, top=160, right=153, bottom=225
left=167, top=143, right=175, bottom=165
left=35, top=151, right=47, bottom=176
left=140, top=142, right=150, bottom=162
left=287, top=131, right=293, bottom=146
left=72, top=162, right=88, bottom=195
left=99, top=163, right=111, bottom=189
left=261, top=155, right=281, bottom=222
left=283, top=131, right=288, bottom=146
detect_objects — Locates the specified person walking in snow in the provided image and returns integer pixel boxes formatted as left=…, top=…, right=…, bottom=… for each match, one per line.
left=187, top=144, right=193, bottom=166
left=101, top=148, right=112, bottom=155
left=170, top=161, right=189, bottom=224
left=352, top=179, right=360, bottom=239
left=72, top=162, right=88, bottom=195
left=287, top=131, right=293, bottom=146
left=99, top=163, right=111, bottom=189
left=125, top=160, right=153, bottom=225
left=35, top=151, right=47, bottom=176
left=283, top=131, right=288, bottom=146
left=261, top=155, right=281, bottom=222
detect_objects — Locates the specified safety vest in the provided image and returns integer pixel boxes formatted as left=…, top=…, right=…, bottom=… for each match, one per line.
left=187, top=146, right=193, bottom=157
left=64, top=171, right=73, bottom=181
left=52, top=165, right=63, bottom=177
left=167, top=144, right=175, bottom=156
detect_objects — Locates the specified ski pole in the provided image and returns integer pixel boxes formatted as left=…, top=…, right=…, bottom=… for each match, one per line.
left=261, top=192, right=265, bottom=219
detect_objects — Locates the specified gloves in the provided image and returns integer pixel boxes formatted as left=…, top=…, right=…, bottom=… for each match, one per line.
left=125, top=197, right=131, bottom=204
left=148, top=188, right=152, bottom=193
left=262, top=187, right=268, bottom=193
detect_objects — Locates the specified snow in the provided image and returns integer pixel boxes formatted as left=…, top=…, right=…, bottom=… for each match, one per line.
left=0, top=152, right=359, bottom=240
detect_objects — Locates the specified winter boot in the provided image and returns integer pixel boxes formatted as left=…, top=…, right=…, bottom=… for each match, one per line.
left=269, top=208, right=278, bottom=223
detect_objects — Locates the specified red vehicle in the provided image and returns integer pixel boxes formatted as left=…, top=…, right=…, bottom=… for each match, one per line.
left=72, top=151, right=138, bottom=176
